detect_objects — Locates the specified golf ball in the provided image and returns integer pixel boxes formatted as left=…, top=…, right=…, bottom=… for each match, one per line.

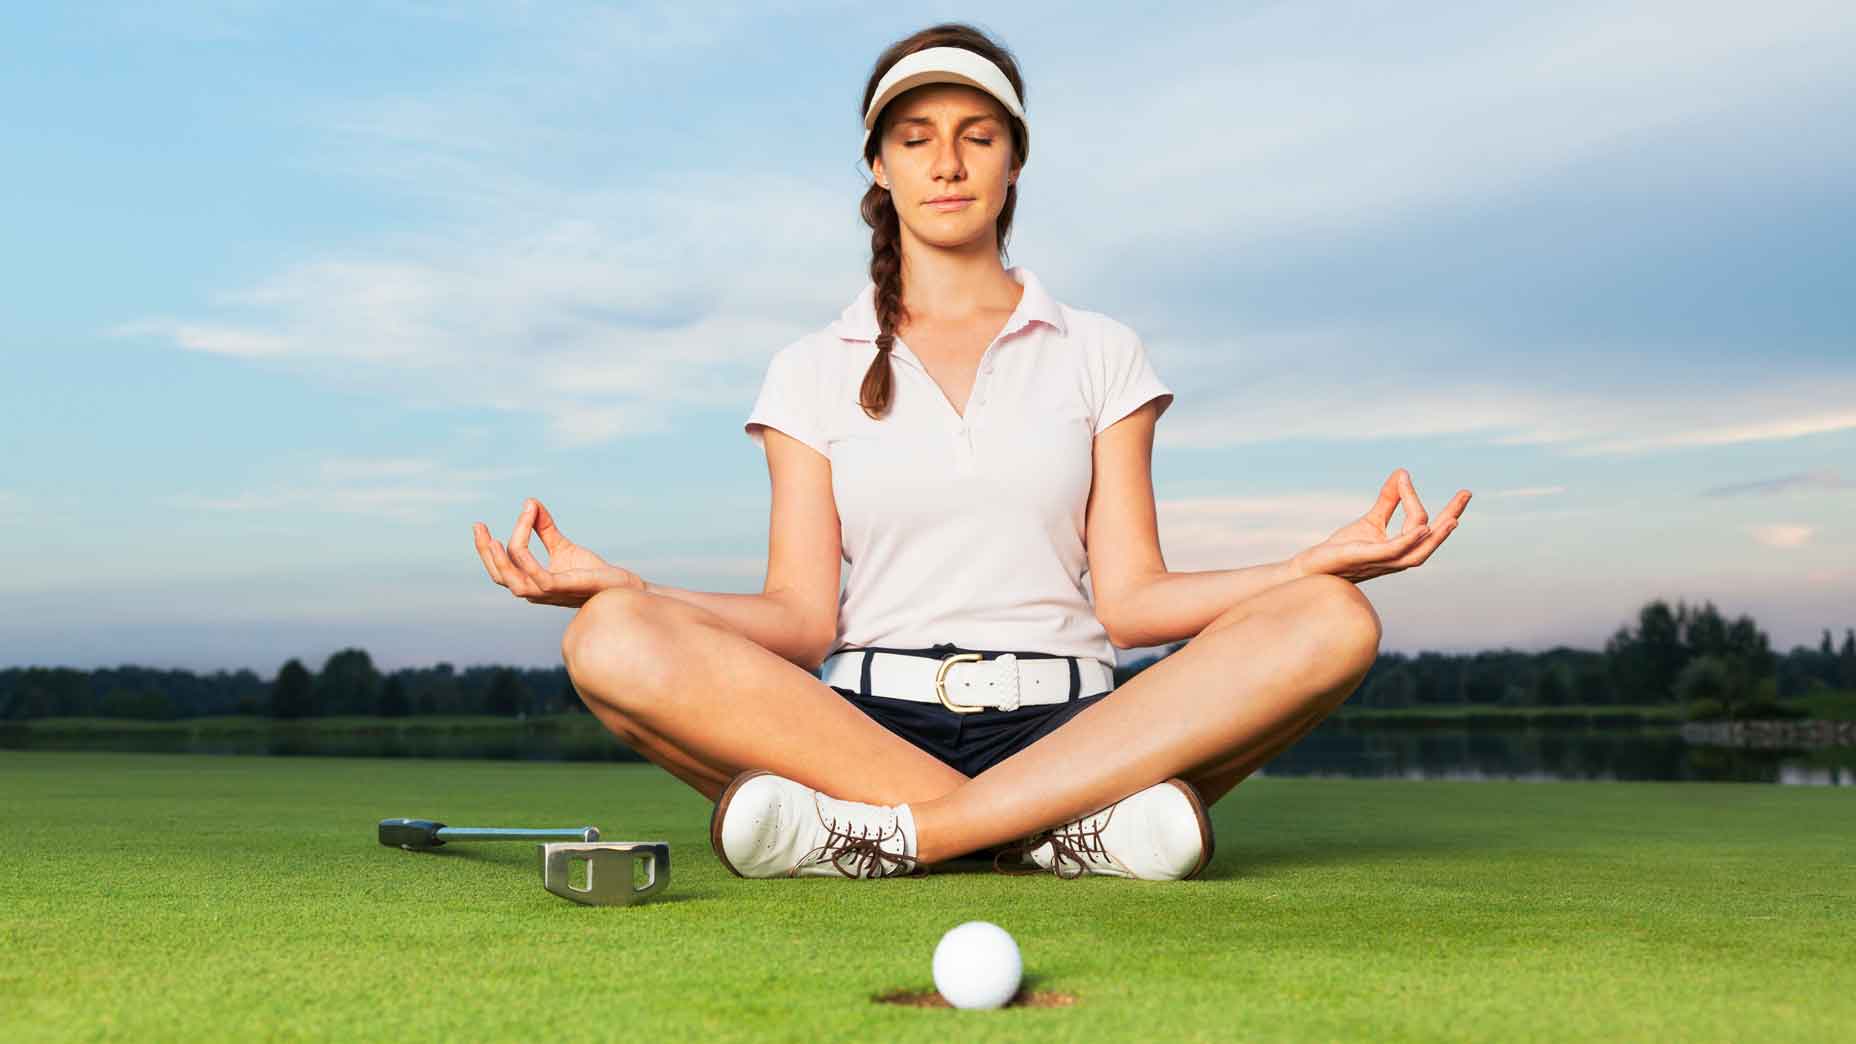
left=931, top=921, right=1022, bottom=1009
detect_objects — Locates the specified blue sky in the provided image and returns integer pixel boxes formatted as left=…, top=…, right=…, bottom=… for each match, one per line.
left=3, top=1, right=1852, bottom=674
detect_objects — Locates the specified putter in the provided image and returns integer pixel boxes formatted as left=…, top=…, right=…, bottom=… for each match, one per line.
left=538, top=842, right=671, bottom=906
left=377, top=817, right=600, bottom=851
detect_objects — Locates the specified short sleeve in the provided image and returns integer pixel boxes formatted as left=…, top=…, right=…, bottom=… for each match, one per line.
left=744, top=344, right=829, bottom=458
left=1094, top=324, right=1174, bottom=436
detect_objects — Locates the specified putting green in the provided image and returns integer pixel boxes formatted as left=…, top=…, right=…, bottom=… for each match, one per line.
left=2, top=752, right=1851, bottom=1042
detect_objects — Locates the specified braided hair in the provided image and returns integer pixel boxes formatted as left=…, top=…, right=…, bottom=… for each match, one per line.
left=855, top=23, right=1030, bottom=419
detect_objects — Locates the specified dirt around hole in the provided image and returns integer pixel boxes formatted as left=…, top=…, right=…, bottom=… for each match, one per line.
left=873, top=988, right=1077, bottom=1009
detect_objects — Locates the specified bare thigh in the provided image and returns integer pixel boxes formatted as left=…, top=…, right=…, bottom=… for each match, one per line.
left=560, top=587, right=968, bottom=805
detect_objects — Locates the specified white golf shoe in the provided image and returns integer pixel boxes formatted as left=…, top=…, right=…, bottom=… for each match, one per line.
left=710, top=769, right=924, bottom=879
left=994, top=778, right=1213, bottom=880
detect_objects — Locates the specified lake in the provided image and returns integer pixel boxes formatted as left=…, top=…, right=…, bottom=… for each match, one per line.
left=6, top=718, right=1853, bottom=784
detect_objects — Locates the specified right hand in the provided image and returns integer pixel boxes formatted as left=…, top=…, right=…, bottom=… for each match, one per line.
left=472, top=498, right=645, bottom=608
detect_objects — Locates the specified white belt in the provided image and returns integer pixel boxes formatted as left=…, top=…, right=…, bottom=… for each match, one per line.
left=820, top=649, right=1114, bottom=714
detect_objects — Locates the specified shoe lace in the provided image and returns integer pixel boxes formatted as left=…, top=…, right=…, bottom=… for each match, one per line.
left=991, top=805, right=1117, bottom=880
left=792, top=808, right=919, bottom=879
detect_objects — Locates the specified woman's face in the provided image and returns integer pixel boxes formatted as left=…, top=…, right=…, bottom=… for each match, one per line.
left=870, top=83, right=1019, bottom=252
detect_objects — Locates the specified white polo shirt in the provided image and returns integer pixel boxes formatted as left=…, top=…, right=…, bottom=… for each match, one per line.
left=744, top=266, right=1173, bottom=676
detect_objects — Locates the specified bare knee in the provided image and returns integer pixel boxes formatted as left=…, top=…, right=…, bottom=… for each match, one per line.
left=560, top=587, right=679, bottom=715
left=1294, top=574, right=1381, bottom=702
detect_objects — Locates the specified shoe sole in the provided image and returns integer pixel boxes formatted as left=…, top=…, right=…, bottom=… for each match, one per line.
left=1165, top=777, right=1215, bottom=880
left=709, top=768, right=775, bottom=879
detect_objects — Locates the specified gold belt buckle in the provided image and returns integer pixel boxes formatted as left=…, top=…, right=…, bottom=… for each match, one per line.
left=934, top=652, right=987, bottom=714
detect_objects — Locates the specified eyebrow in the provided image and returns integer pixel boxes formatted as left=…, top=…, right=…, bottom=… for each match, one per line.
left=892, top=114, right=1002, bottom=130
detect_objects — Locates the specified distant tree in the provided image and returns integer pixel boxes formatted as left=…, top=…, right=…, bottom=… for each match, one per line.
left=313, top=648, right=382, bottom=716
left=270, top=659, right=314, bottom=719
left=486, top=668, right=528, bottom=717
left=1674, top=655, right=1729, bottom=703
left=378, top=675, right=409, bottom=717
left=426, top=662, right=462, bottom=715
left=1365, top=662, right=1417, bottom=708
left=1572, top=663, right=1612, bottom=704
left=1606, top=600, right=1691, bottom=703
left=1840, top=630, right=1856, bottom=690
left=99, top=686, right=176, bottom=720
left=560, top=674, right=589, bottom=713
left=1534, top=664, right=1571, bottom=706
left=1681, top=602, right=1730, bottom=658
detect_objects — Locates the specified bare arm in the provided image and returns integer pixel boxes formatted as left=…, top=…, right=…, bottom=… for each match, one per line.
left=1104, top=559, right=1306, bottom=649
left=637, top=425, right=843, bottom=672
left=638, top=583, right=829, bottom=671
left=1084, top=402, right=1307, bottom=648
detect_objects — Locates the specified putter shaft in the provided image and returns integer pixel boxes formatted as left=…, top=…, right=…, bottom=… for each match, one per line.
left=378, top=818, right=599, bottom=849
left=438, top=826, right=601, bottom=843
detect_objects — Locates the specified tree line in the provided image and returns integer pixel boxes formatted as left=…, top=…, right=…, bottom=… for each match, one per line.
left=1, top=598, right=1850, bottom=721
left=0, top=652, right=579, bottom=721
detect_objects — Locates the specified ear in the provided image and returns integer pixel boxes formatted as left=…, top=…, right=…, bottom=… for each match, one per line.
left=870, top=154, right=887, bottom=189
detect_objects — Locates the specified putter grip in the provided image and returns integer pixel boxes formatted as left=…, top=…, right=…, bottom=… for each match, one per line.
left=378, top=818, right=446, bottom=849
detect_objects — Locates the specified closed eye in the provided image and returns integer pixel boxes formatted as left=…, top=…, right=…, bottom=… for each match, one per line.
left=904, top=138, right=995, bottom=146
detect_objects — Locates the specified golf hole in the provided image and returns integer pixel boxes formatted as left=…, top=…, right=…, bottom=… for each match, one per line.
left=873, top=988, right=1077, bottom=1009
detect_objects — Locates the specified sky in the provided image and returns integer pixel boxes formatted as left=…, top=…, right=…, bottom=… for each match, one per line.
left=2, top=1, right=1852, bottom=675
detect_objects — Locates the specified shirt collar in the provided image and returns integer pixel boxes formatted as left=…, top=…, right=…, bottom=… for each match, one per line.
left=829, top=265, right=1069, bottom=343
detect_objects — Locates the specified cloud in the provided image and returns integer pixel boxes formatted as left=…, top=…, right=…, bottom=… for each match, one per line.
left=1154, top=493, right=1364, bottom=572
left=1152, top=357, right=1856, bottom=457
left=1489, top=486, right=1566, bottom=498
left=108, top=0, right=1856, bottom=459
left=1042, top=0, right=1856, bottom=255
left=160, top=456, right=532, bottom=524
left=1701, top=469, right=1853, bottom=498
left=1749, top=524, right=1815, bottom=548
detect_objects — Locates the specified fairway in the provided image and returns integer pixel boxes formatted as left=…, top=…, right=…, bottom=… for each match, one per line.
left=2, top=753, right=1851, bottom=1042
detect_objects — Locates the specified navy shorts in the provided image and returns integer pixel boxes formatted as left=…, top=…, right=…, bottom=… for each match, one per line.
left=831, top=643, right=1111, bottom=778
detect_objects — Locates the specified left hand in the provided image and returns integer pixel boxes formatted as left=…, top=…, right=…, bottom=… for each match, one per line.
left=1291, top=469, right=1469, bottom=583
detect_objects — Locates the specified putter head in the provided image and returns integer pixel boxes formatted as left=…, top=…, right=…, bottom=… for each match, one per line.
left=538, top=842, right=670, bottom=906
left=378, top=818, right=446, bottom=850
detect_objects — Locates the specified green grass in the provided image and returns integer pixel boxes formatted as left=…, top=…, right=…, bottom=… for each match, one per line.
left=2, top=753, right=1852, bottom=1042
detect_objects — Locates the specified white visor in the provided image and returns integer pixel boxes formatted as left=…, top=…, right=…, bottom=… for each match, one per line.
left=861, top=46, right=1026, bottom=151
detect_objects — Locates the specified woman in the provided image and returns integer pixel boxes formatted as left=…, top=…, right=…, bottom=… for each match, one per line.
left=471, top=23, right=1469, bottom=881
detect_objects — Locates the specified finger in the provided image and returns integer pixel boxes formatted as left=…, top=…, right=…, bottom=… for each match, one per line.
left=508, top=535, right=554, bottom=589
left=484, top=535, right=539, bottom=597
left=509, top=499, right=537, bottom=563
left=508, top=499, right=550, bottom=577
left=1393, top=517, right=1459, bottom=568
left=473, top=523, right=509, bottom=587
left=1347, top=525, right=1431, bottom=565
left=1450, top=489, right=1472, bottom=520
left=1397, top=468, right=1429, bottom=532
left=1365, top=470, right=1402, bottom=529
left=533, top=499, right=567, bottom=553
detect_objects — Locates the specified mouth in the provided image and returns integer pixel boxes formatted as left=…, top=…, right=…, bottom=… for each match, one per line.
left=926, top=197, right=975, bottom=209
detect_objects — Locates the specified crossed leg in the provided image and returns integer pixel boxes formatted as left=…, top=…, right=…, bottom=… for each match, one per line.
left=560, top=587, right=971, bottom=806
left=905, top=573, right=1378, bottom=862
left=559, top=572, right=1379, bottom=866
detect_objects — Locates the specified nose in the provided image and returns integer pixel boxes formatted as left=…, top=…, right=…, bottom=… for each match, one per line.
left=931, top=137, right=966, bottom=184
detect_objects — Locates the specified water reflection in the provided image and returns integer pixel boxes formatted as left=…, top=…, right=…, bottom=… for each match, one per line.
left=6, top=721, right=1854, bottom=784
left=1256, top=724, right=1856, bottom=785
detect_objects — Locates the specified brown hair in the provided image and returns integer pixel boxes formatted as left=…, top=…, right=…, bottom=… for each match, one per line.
left=856, top=23, right=1030, bottom=419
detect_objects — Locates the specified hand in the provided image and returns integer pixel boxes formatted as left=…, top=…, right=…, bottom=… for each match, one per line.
left=1291, top=469, right=1469, bottom=584
left=472, top=498, right=646, bottom=608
